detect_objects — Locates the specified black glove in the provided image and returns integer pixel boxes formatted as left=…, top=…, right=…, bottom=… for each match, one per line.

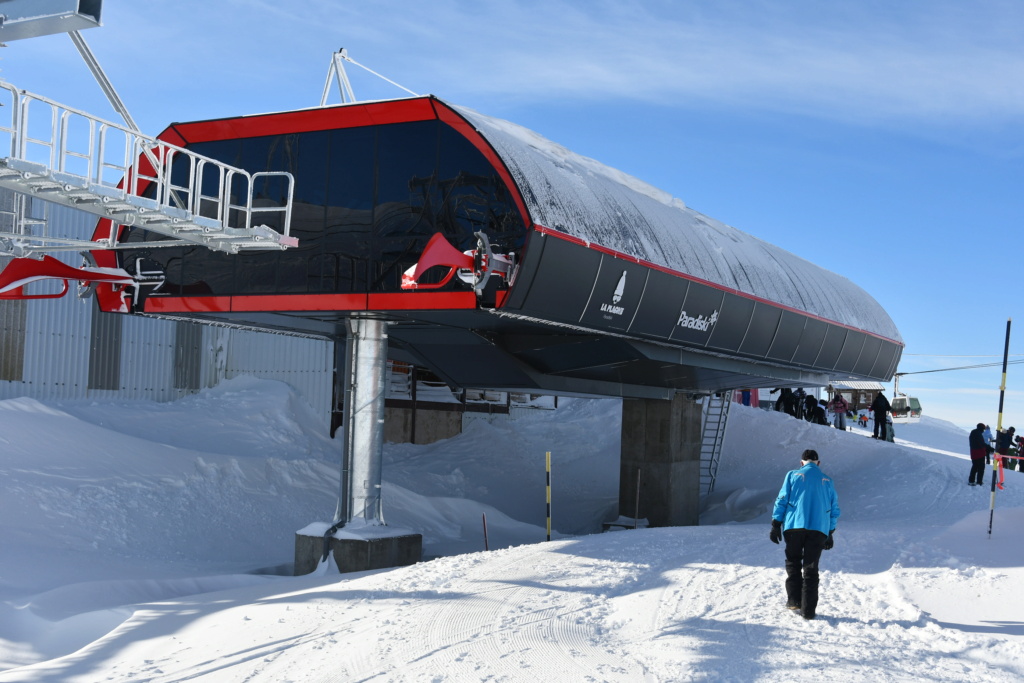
left=769, top=519, right=782, bottom=544
left=823, top=530, right=834, bottom=550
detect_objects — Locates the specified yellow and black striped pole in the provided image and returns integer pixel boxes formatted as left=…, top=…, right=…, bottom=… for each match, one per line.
left=989, top=318, right=1012, bottom=537
left=546, top=451, right=552, bottom=541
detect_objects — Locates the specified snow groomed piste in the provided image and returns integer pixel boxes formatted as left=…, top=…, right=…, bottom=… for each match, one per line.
left=83, top=96, right=903, bottom=397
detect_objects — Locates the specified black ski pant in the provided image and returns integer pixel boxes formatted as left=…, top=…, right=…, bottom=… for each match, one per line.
left=783, top=528, right=827, bottom=617
left=873, top=413, right=887, bottom=439
left=969, top=457, right=987, bottom=485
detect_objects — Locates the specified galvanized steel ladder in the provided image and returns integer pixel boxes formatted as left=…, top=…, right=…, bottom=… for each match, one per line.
left=699, top=393, right=732, bottom=495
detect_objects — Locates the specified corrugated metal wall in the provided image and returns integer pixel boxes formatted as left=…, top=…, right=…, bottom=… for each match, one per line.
left=0, top=199, right=334, bottom=427
left=217, top=327, right=335, bottom=418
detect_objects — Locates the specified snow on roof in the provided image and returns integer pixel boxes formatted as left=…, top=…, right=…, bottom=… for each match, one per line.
left=829, top=380, right=886, bottom=391
left=453, top=104, right=902, bottom=344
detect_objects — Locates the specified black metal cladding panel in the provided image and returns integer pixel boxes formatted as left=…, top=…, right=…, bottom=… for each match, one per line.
left=458, top=103, right=903, bottom=346
left=627, top=269, right=689, bottom=339
left=579, top=256, right=648, bottom=331
left=871, top=337, right=900, bottom=378
left=739, top=303, right=782, bottom=358
left=670, top=282, right=726, bottom=346
left=517, top=235, right=602, bottom=323
left=707, top=293, right=755, bottom=353
left=767, top=310, right=805, bottom=362
left=853, top=334, right=882, bottom=376
left=832, top=329, right=863, bottom=373
left=503, top=230, right=544, bottom=310
left=792, top=318, right=828, bottom=366
left=815, top=325, right=847, bottom=370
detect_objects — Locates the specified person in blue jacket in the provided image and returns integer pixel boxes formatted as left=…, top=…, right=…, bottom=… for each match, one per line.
left=769, top=448, right=840, bottom=620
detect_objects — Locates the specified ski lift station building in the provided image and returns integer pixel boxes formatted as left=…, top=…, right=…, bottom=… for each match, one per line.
left=0, top=69, right=903, bottom=545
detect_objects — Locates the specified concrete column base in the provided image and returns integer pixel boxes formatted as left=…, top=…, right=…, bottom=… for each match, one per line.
left=619, top=394, right=703, bottom=527
left=294, top=532, right=422, bottom=576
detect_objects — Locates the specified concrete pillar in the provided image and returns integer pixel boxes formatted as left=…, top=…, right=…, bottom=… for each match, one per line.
left=619, top=394, right=703, bottom=526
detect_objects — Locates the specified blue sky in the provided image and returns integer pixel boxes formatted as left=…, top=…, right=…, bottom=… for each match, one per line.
left=2, top=0, right=1023, bottom=432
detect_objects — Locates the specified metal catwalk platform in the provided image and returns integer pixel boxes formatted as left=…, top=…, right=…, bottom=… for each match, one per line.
left=0, top=81, right=297, bottom=257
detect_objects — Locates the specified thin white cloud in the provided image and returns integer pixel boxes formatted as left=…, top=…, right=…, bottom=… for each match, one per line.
left=264, top=0, right=1024, bottom=128
left=5, top=0, right=1024, bottom=133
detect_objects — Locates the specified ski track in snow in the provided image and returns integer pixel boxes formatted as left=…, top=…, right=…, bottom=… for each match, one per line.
left=3, top=387, right=1024, bottom=681
left=12, top=528, right=1022, bottom=682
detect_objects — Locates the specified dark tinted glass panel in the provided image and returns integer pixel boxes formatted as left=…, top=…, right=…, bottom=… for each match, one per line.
left=120, top=117, right=526, bottom=301
left=372, top=121, right=439, bottom=290
left=437, top=125, right=524, bottom=256
left=323, top=126, right=375, bottom=292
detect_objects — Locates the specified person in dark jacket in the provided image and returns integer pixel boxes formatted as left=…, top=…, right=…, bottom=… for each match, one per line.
left=771, top=388, right=796, bottom=417
left=995, top=426, right=1016, bottom=470
left=803, top=394, right=819, bottom=422
left=793, top=388, right=807, bottom=419
left=808, top=400, right=829, bottom=426
left=871, top=392, right=891, bottom=440
left=968, top=423, right=988, bottom=486
left=769, top=449, right=840, bottom=620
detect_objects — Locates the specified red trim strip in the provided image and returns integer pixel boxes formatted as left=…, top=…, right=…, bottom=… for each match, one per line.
left=168, top=99, right=438, bottom=144
left=143, top=291, right=476, bottom=314
left=532, top=224, right=904, bottom=347
left=231, top=294, right=369, bottom=312
left=145, top=296, right=233, bottom=313
left=168, top=98, right=535, bottom=236
left=369, top=291, right=476, bottom=310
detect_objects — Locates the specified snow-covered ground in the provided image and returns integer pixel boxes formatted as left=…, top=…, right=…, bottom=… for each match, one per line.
left=1, top=377, right=1022, bottom=681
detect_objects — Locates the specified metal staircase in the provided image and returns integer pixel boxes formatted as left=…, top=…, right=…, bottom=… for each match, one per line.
left=698, top=393, right=732, bottom=495
left=0, top=81, right=297, bottom=258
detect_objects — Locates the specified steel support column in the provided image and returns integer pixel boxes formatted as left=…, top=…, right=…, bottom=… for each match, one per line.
left=337, top=317, right=389, bottom=525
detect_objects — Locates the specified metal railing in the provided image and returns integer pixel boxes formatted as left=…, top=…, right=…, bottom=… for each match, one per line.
left=0, top=80, right=296, bottom=256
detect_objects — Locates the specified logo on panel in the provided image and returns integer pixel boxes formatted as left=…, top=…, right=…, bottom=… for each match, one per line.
left=677, top=308, right=719, bottom=332
left=670, top=280, right=725, bottom=344
left=599, top=271, right=627, bottom=317
left=581, top=262, right=644, bottom=330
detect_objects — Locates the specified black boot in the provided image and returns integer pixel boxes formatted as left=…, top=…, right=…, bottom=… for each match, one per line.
left=801, top=580, right=818, bottom=620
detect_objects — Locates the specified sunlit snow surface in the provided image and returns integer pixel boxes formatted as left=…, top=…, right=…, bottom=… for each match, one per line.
left=455, top=104, right=901, bottom=342
left=2, top=377, right=1022, bottom=681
